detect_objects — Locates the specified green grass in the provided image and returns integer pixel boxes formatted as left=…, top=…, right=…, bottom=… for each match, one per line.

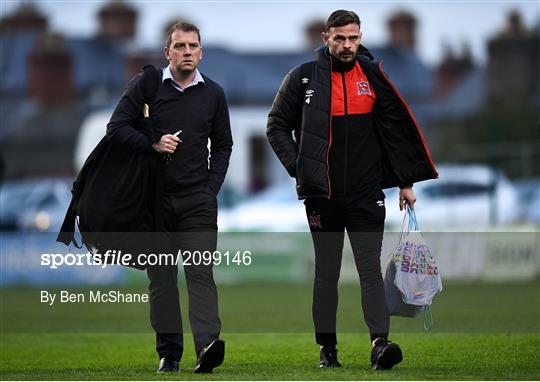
left=1, top=333, right=539, bottom=380
left=1, top=281, right=539, bottom=379
left=1, top=281, right=539, bottom=333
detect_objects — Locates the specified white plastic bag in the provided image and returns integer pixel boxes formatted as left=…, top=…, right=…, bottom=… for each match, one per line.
left=384, top=205, right=442, bottom=329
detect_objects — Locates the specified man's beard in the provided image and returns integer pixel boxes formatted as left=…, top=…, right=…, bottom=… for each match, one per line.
left=329, top=48, right=355, bottom=63
left=337, top=51, right=355, bottom=62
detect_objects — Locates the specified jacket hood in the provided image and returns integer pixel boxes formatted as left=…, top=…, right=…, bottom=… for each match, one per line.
left=314, top=44, right=375, bottom=67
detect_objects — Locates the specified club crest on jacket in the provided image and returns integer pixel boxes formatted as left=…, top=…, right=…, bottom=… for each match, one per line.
left=356, top=81, right=372, bottom=96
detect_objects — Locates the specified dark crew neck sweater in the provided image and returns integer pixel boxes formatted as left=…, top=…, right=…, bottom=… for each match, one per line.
left=106, top=71, right=233, bottom=195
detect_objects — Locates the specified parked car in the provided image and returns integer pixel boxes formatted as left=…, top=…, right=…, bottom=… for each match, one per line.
left=384, top=164, right=519, bottom=230
left=219, top=179, right=307, bottom=231
left=0, top=180, right=37, bottom=231
left=522, top=186, right=540, bottom=224
left=221, top=164, right=520, bottom=232
left=513, top=178, right=540, bottom=224
left=1, top=178, right=72, bottom=232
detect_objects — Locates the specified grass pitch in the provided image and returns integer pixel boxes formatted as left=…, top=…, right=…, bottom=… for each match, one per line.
left=1, top=333, right=539, bottom=380
left=1, top=281, right=539, bottom=380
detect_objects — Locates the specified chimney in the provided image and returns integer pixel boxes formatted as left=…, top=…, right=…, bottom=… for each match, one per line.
left=1, top=2, right=47, bottom=34
left=27, top=32, right=74, bottom=106
left=486, top=10, right=540, bottom=106
left=304, top=19, right=326, bottom=51
left=435, top=42, right=474, bottom=98
left=501, top=9, right=528, bottom=37
left=98, top=0, right=137, bottom=40
left=387, top=10, right=417, bottom=50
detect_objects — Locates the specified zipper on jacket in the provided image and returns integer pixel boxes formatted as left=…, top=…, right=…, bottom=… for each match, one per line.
left=341, top=72, right=348, bottom=195
left=326, top=58, right=333, bottom=199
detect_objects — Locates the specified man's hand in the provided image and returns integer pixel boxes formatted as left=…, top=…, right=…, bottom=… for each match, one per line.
left=152, top=134, right=182, bottom=154
left=399, top=187, right=416, bottom=211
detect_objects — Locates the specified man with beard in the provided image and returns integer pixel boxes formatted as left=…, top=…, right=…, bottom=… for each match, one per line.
left=107, top=21, right=232, bottom=374
left=267, top=10, right=437, bottom=370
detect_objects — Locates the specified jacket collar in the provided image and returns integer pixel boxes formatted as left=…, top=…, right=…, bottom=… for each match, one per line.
left=314, top=44, right=374, bottom=69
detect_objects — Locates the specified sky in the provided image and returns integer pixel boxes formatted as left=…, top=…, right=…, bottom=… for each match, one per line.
left=1, top=0, right=539, bottom=65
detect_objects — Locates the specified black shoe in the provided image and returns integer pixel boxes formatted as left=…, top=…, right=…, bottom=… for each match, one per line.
left=319, top=346, right=342, bottom=368
left=194, top=339, right=225, bottom=374
left=371, top=337, right=403, bottom=370
left=157, top=357, right=179, bottom=373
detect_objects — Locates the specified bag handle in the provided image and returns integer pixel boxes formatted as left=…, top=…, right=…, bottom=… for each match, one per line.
left=423, top=305, right=433, bottom=331
left=395, top=205, right=410, bottom=250
left=396, top=203, right=417, bottom=246
left=406, top=204, right=419, bottom=231
left=141, top=64, right=161, bottom=111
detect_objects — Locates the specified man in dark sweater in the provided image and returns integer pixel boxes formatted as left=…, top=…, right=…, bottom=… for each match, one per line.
left=107, top=21, right=232, bottom=374
left=267, top=10, right=437, bottom=371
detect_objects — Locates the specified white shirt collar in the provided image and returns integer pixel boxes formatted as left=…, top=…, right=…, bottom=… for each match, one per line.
left=162, top=65, right=205, bottom=92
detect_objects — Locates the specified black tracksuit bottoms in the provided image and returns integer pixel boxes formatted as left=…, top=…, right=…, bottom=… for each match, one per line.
left=146, top=187, right=221, bottom=361
left=304, top=189, right=390, bottom=346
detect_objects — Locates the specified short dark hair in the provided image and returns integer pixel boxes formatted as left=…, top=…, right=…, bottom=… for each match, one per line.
left=166, top=21, right=201, bottom=48
left=326, top=10, right=361, bottom=31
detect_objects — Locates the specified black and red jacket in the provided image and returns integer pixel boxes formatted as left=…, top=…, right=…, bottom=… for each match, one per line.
left=267, top=46, right=438, bottom=199
left=328, top=56, right=381, bottom=197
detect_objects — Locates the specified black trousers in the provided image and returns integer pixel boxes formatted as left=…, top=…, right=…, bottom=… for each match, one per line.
left=304, top=189, right=390, bottom=346
left=146, top=187, right=221, bottom=361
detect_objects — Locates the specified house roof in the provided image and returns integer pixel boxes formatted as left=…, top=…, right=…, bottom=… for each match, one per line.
left=0, top=31, right=434, bottom=106
left=430, top=67, right=485, bottom=120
